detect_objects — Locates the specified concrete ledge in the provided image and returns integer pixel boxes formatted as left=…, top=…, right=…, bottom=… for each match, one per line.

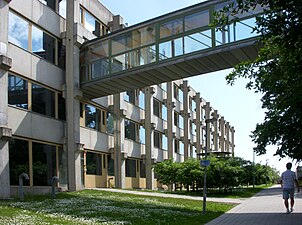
left=0, top=127, right=12, bottom=139
left=0, top=55, right=12, bottom=71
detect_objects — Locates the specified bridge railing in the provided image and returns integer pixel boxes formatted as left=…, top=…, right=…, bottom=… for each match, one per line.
left=80, top=0, right=263, bottom=84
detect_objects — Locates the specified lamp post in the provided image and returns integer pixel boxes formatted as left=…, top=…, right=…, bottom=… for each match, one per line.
left=202, top=117, right=217, bottom=215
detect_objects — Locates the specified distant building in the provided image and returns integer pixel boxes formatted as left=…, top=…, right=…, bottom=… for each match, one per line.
left=0, top=0, right=234, bottom=199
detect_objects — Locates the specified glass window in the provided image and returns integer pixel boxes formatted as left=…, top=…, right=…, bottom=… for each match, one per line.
left=106, top=112, right=114, bottom=134
left=138, top=90, right=145, bottom=109
left=125, top=119, right=136, bottom=141
left=32, top=84, right=55, bottom=117
left=154, top=132, right=161, bottom=148
left=9, top=139, right=29, bottom=186
left=174, top=139, right=179, bottom=153
left=107, top=155, right=115, bottom=176
left=85, top=104, right=96, bottom=129
left=59, top=0, right=67, bottom=18
left=174, top=111, right=179, bottom=126
left=126, top=159, right=136, bottom=178
left=140, top=160, right=146, bottom=178
left=179, top=114, right=184, bottom=129
left=58, top=145, right=67, bottom=186
left=139, top=125, right=145, bottom=144
left=39, top=0, right=56, bottom=10
left=86, top=152, right=102, bottom=175
left=162, top=134, right=168, bottom=150
left=9, top=12, right=29, bottom=50
left=160, top=18, right=183, bottom=39
left=184, top=10, right=209, bottom=31
left=58, top=93, right=66, bottom=120
left=185, top=30, right=212, bottom=53
left=32, top=142, right=56, bottom=186
left=153, top=99, right=160, bottom=117
left=83, top=10, right=100, bottom=36
left=180, top=141, right=184, bottom=155
left=8, top=74, right=28, bottom=109
left=174, top=84, right=179, bottom=100
left=162, top=104, right=167, bottom=121
left=32, top=25, right=56, bottom=64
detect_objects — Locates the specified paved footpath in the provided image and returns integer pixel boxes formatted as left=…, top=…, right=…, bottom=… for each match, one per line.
left=206, top=185, right=302, bottom=225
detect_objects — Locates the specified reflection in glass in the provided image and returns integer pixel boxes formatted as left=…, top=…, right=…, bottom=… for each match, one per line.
left=106, top=112, right=114, bottom=134
left=138, top=90, right=145, bottom=109
left=59, top=0, right=67, bottom=18
left=58, top=145, right=67, bottom=186
left=107, top=155, right=115, bottom=176
left=8, top=74, right=28, bottom=109
left=162, top=105, right=167, bottom=121
left=9, top=139, right=29, bottom=186
left=84, top=10, right=100, bottom=36
left=126, top=159, right=136, bottom=177
left=32, top=26, right=56, bottom=63
left=85, top=105, right=96, bottom=129
left=139, top=125, right=145, bottom=144
left=160, top=18, right=183, bottom=39
left=235, top=18, right=257, bottom=41
left=32, top=142, right=56, bottom=186
left=32, top=84, right=55, bottom=117
left=86, top=152, right=102, bottom=175
left=140, top=160, right=146, bottom=178
left=180, top=141, right=184, bottom=155
left=185, top=10, right=209, bottom=31
left=8, top=12, right=29, bottom=50
left=162, top=134, right=168, bottom=150
left=185, top=30, right=212, bottom=54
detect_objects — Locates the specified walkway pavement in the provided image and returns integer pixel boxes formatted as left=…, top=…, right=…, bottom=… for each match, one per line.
left=93, top=185, right=302, bottom=225
left=206, top=185, right=302, bottom=225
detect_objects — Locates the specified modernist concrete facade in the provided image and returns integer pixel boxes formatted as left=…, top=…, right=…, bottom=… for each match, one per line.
left=0, top=0, right=235, bottom=199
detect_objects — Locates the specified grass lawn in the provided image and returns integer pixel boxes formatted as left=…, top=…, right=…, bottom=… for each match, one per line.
left=0, top=190, right=234, bottom=225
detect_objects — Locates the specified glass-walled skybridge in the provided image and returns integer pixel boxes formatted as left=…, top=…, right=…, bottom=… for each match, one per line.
left=80, top=0, right=263, bottom=99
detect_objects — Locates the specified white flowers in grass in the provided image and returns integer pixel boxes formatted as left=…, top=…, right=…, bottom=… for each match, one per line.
left=0, top=191, right=198, bottom=224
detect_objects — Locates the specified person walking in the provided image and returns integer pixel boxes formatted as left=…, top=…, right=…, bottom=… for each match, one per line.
left=280, top=162, right=300, bottom=214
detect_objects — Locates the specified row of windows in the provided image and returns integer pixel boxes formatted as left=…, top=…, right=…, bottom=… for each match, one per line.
left=80, top=7, right=109, bottom=37
left=8, top=74, right=66, bottom=120
left=8, top=11, right=65, bottom=68
left=38, top=0, right=66, bottom=18
left=85, top=152, right=114, bottom=176
left=9, top=138, right=67, bottom=186
left=125, top=119, right=145, bottom=144
left=80, top=103, right=114, bottom=135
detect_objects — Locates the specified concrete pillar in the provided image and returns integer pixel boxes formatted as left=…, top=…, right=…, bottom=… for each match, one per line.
left=195, top=93, right=201, bottom=158
left=144, top=86, right=154, bottom=189
left=220, top=116, right=225, bottom=153
left=225, top=122, right=230, bottom=154
left=230, top=126, right=235, bottom=157
left=0, top=0, right=12, bottom=199
left=204, top=102, right=211, bottom=154
left=181, top=81, right=189, bottom=160
left=113, top=93, right=126, bottom=188
left=166, top=82, right=174, bottom=160
left=66, top=0, right=82, bottom=191
left=212, top=110, right=218, bottom=151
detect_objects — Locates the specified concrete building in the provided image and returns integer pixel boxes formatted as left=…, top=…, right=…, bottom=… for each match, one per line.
left=0, top=0, right=235, bottom=199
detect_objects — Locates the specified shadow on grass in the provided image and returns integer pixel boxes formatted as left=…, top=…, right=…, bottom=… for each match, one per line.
left=0, top=190, right=235, bottom=225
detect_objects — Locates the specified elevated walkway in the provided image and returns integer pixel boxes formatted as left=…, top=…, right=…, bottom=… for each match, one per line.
left=80, top=0, right=264, bottom=99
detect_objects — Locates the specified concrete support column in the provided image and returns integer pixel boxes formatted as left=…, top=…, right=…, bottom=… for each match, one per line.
left=166, top=82, right=174, bottom=160
left=230, top=126, right=235, bottom=157
left=113, top=93, right=126, bottom=188
left=144, top=86, right=154, bottom=190
left=195, top=93, right=201, bottom=158
left=212, top=110, right=218, bottom=151
left=181, top=81, right=189, bottom=160
left=220, top=116, right=225, bottom=153
left=66, top=0, right=82, bottom=191
left=225, top=122, right=230, bottom=154
left=204, top=102, right=211, bottom=154
left=0, top=0, right=12, bottom=199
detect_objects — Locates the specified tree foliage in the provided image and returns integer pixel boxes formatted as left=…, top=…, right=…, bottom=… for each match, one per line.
left=153, top=156, right=280, bottom=192
left=213, top=1, right=302, bottom=160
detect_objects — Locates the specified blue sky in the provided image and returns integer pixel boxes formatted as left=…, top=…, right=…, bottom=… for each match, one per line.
left=100, top=0, right=293, bottom=173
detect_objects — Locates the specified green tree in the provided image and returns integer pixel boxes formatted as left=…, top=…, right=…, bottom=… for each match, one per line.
left=213, top=1, right=302, bottom=160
